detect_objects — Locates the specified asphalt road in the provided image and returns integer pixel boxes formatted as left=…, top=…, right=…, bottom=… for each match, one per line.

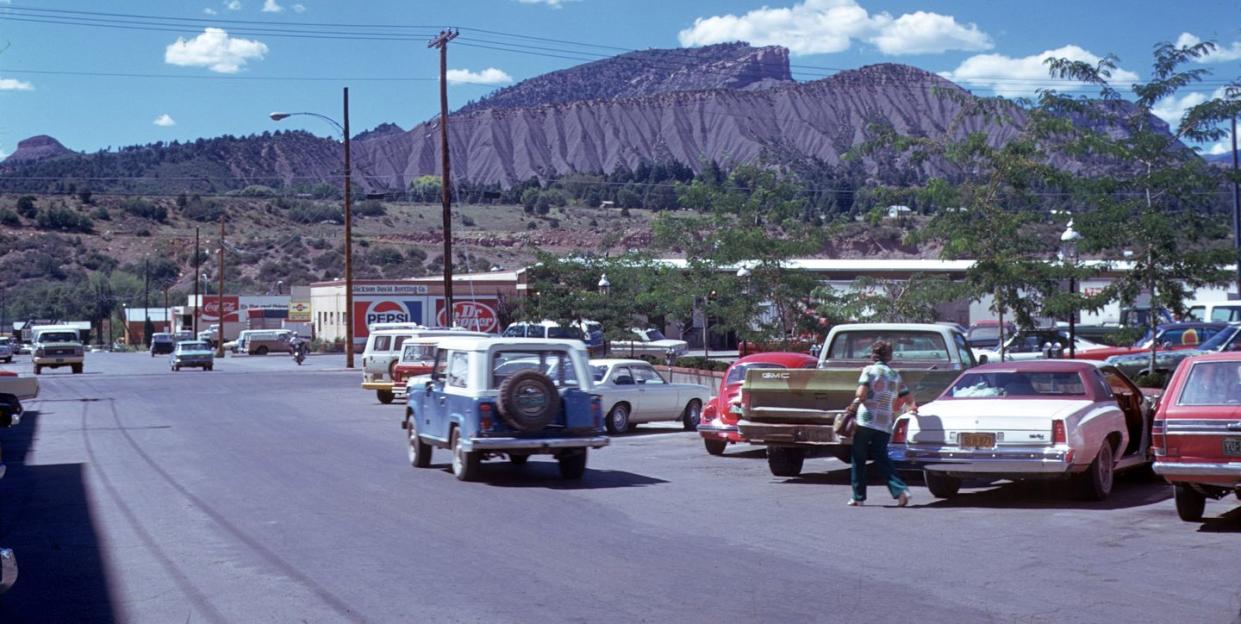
left=0, top=351, right=1239, bottom=624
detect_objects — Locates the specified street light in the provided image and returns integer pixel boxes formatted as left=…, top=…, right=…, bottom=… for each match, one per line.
left=276, top=280, right=284, bottom=296
left=1060, top=219, right=1082, bottom=358
left=271, top=90, right=355, bottom=368
left=597, top=274, right=610, bottom=296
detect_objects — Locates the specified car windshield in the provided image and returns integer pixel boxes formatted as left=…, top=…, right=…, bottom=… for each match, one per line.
left=946, top=371, right=1088, bottom=398
left=491, top=349, right=579, bottom=389
left=1177, top=361, right=1241, bottom=405
left=38, top=331, right=78, bottom=343
left=725, top=362, right=786, bottom=384
left=827, top=331, right=950, bottom=361
left=1198, top=325, right=1241, bottom=352
left=643, top=329, right=667, bottom=341
left=401, top=343, right=437, bottom=362
left=153, top=333, right=172, bottom=341
left=180, top=341, right=209, bottom=351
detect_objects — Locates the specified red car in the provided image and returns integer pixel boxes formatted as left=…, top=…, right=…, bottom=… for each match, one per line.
left=1073, top=322, right=1226, bottom=361
left=698, top=352, right=818, bottom=455
left=1152, top=352, right=1241, bottom=522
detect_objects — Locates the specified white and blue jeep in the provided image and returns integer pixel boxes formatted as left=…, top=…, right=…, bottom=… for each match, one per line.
left=402, top=337, right=608, bottom=481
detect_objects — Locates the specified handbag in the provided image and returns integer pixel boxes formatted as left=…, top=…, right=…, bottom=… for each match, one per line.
left=834, top=401, right=859, bottom=437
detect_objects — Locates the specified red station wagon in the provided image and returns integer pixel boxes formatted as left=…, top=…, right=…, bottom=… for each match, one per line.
left=698, top=352, right=818, bottom=455
left=1152, top=352, right=1241, bottom=522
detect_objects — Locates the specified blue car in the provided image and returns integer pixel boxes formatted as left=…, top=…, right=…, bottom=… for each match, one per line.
left=402, top=337, right=607, bottom=481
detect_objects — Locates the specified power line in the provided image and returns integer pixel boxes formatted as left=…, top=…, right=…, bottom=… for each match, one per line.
left=1, top=68, right=437, bottom=82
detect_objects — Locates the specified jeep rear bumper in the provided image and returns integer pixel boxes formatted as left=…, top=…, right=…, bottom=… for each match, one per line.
left=461, top=436, right=610, bottom=453
left=362, top=382, right=394, bottom=392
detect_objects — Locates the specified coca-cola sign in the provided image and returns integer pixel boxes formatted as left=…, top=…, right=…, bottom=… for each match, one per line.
left=436, top=300, right=499, bottom=333
left=201, top=296, right=240, bottom=322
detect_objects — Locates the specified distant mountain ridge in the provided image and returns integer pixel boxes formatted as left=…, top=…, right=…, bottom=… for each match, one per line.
left=0, top=43, right=1182, bottom=194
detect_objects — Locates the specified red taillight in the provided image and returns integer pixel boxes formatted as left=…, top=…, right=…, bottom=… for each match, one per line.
left=891, top=419, right=909, bottom=444
left=740, top=391, right=751, bottom=413
left=479, top=403, right=493, bottom=431
left=1052, top=420, right=1067, bottom=445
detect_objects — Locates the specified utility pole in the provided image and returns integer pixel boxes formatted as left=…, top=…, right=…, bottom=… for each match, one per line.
left=1232, top=115, right=1240, bottom=299
left=143, top=256, right=151, bottom=347
left=429, top=28, right=459, bottom=328
left=217, top=217, right=226, bottom=358
left=163, top=286, right=169, bottom=335
left=343, top=86, right=355, bottom=368
left=194, top=227, right=200, bottom=336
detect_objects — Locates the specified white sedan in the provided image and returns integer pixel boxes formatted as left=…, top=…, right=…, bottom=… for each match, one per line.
left=590, top=359, right=711, bottom=433
left=607, top=328, right=689, bottom=360
left=0, top=370, right=39, bottom=428
left=888, top=360, right=1153, bottom=501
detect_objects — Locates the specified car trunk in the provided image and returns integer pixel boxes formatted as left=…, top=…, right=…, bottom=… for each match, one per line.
left=908, top=400, right=1091, bottom=446
left=1163, top=405, right=1241, bottom=462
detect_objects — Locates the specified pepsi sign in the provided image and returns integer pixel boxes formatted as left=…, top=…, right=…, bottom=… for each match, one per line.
left=354, top=299, right=424, bottom=336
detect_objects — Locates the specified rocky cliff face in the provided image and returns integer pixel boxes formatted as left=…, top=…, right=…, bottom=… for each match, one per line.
left=2, top=135, right=75, bottom=164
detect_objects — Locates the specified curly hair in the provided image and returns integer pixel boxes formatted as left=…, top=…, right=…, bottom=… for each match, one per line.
left=870, top=340, right=893, bottom=363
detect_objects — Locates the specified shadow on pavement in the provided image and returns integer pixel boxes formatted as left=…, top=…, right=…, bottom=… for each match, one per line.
left=0, top=410, right=118, bottom=623
left=714, top=448, right=766, bottom=459
left=431, top=461, right=669, bottom=489
left=917, top=475, right=1171, bottom=511
left=1197, top=505, right=1241, bottom=533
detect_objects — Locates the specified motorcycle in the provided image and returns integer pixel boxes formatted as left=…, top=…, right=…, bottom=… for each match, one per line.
left=293, top=342, right=306, bottom=366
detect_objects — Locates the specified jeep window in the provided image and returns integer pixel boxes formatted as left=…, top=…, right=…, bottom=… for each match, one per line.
left=37, top=331, right=79, bottom=343
left=827, top=331, right=950, bottom=361
left=401, top=343, right=437, bottom=363
left=432, top=350, right=449, bottom=382
left=491, top=349, right=577, bottom=389
left=393, top=335, right=409, bottom=351
left=447, top=352, right=469, bottom=388
left=374, top=335, right=392, bottom=352
left=633, top=365, right=665, bottom=385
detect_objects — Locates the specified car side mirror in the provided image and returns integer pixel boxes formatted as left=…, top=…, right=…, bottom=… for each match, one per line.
left=977, top=354, right=988, bottom=365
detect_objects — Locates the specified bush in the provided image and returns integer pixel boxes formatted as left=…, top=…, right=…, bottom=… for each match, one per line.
left=368, top=246, right=404, bottom=266
left=182, top=197, right=225, bottom=222
left=237, top=185, right=278, bottom=197
left=92, top=206, right=111, bottom=221
left=16, top=195, right=37, bottom=218
left=0, top=208, right=20, bottom=226
left=354, top=199, right=386, bottom=217
left=461, top=214, right=476, bottom=227
left=36, top=205, right=93, bottom=233
left=121, top=197, right=167, bottom=222
left=674, top=356, right=731, bottom=372
left=1134, top=370, right=1170, bottom=389
left=287, top=202, right=343, bottom=224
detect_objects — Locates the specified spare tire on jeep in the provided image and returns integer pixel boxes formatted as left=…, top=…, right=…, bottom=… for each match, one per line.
left=497, top=370, right=559, bottom=432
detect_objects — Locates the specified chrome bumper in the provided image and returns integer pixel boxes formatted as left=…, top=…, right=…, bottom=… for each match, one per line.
left=696, top=422, right=739, bottom=434
left=0, top=548, right=16, bottom=595
left=461, top=435, right=610, bottom=453
left=737, top=420, right=843, bottom=445
left=891, top=445, right=1076, bottom=475
left=1154, top=461, right=1241, bottom=480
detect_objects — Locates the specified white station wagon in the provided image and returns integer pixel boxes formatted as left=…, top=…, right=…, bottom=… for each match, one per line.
left=889, top=360, right=1154, bottom=501
left=589, top=359, right=711, bottom=433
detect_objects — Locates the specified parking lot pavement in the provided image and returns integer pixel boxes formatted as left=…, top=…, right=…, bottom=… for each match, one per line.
left=0, top=353, right=1239, bottom=623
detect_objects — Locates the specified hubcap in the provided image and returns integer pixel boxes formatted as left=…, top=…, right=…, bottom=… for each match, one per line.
left=612, top=407, right=626, bottom=430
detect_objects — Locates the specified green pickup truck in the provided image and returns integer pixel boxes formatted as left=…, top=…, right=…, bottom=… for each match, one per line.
left=738, top=323, right=978, bottom=477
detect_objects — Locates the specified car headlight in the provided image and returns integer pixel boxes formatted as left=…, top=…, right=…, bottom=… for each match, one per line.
left=34, top=348, right=45, bottom=357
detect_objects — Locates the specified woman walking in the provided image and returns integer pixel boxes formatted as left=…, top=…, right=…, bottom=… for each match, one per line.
left=847, top=340, right=916, bottom=507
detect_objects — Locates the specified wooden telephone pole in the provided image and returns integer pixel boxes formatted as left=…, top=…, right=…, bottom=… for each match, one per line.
left=193, top=227, right=200, bottom=336
left=428, top=28, right=459, bottom=328
left=217, top=217, right=226, bottom=358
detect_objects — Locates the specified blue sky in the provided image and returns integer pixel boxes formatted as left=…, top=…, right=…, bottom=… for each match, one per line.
left=1, top=0, right=1240, bottom=158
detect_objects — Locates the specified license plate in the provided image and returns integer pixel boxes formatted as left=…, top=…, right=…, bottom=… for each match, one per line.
left=54, top=358, right=64, bottom=363
left=959, top=432, right=997, bottom=449
left=1224, top=439, right=1241, bottom=457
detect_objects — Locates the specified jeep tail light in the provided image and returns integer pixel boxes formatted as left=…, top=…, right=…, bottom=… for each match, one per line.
left=891, top=419, right=909, bottom=444
left=1052, top=420, right=1067, bottom=445
left=479, top=403, right=493, bottom=431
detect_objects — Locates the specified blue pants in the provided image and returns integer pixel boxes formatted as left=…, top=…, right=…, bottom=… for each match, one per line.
left=850, top=426, right=907, bottom=502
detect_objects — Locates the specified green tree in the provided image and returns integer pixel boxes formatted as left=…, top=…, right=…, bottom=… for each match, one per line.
left=1045, top=40, right=1238, bottom=375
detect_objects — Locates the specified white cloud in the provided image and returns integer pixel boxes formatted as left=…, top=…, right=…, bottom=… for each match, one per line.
left=293, top=3, right=306, bottom=12
left=1176, top=32, right=1241, bottom=63
left=262, top=0, right=284, bottom=12
left=0, top=146, right=8, bottom=160
left=225, top=0, right=242, bottom=10
left=677, top=0, right=992, bottom=56
left=203, top=7, right=218, bottom=14
left=153, top=114, right=177, bottom=127
left=516, top=0, right=578, bottom=7
left=165, top=28, right=269, bottom=74
left=939, top=45, right=1140, bottom=98
left=446, top=67, right=513, bottom=85
left=0, top=77, right=34, bottom=90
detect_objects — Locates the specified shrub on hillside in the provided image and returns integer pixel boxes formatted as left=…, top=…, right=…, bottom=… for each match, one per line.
left=121, top=197, right=168, bottom=222
left=16, top=196, right=37, bottom=219
left=182, top=196, right=225, bottom=222
left=287, top=202, right=343, bottom=224
left=0, top=208, right=20, bottom=227
left=354, top=199, right=386, bottom=217
left=36, top=205, right=93, bottom=233
left=236, top=185, right=278, bottom=197
left=93, top=206, right=111, bottom=221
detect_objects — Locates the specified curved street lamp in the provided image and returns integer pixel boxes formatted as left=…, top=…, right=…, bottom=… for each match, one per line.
left=270, top=92, right=355, bottom=368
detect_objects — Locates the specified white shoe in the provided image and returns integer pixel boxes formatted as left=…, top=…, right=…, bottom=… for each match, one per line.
left=847, top=499, right=863, bottom=507
left=897, top=491, right=910, bottom=507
